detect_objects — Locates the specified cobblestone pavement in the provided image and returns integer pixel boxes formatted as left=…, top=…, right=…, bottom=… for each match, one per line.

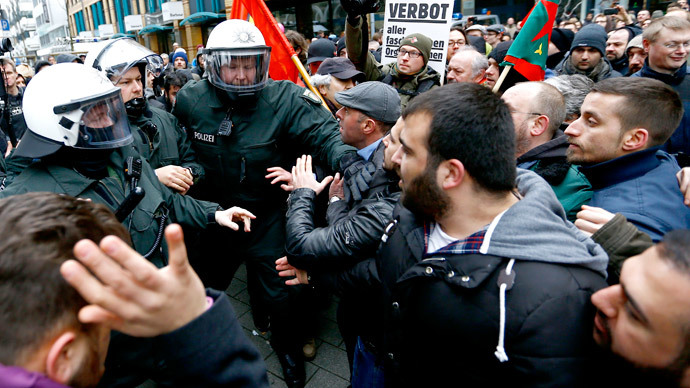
left=227, top=263, right=351, bottom=387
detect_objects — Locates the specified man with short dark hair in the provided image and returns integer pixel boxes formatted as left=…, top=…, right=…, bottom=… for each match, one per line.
left=606, top=26, right=642, bottom=75
left=0, top=192, right=269, bottom=387
left=502, top=81, right=592, bottom=221
left=156, top=70, right=189, bottom=112
left=280, top=83, right=609, bottom=387
left=591, top=229, right=690, bottom=387
left=376, top=83, right=608, bottom=386
left=555, top=24, right=622, bottom=81
left=565, top=77, right=690, bottom=241
left=631, top=16, right=690, bottom=155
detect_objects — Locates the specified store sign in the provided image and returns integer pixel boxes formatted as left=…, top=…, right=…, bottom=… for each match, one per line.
left=162, top=2, right=184, bottom=22
left=99, top=24, right=114, bottom=37
left=381, top=0, right=454, bottom=82
left=125, top=14, right=144, bottom=31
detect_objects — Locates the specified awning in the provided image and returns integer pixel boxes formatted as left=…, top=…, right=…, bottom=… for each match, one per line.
left=179, top=12, right=225, bottom=26
left=138, top=24, right=173, bottom=36
left=110, top=32, right=136, bottom=39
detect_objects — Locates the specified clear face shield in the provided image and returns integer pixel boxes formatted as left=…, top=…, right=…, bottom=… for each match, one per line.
left=205, top=47, right=271, bottom=95
left=54, top=88, right=133, bottom=149
left=91, top=38, right=164, bottom=84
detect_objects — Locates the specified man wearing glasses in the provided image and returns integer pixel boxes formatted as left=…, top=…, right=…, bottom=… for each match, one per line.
left=631, top=16, right=690, bottom=155
left=341, top=0, right=441, bottom=110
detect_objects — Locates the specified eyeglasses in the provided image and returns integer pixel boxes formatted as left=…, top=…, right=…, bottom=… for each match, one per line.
left=661, top=41, right=690, bottom=50
left=510, top=110, right=543, bottom=116
left=448, top=40, right=466, bottom=47
left=398, top=49, right=422, bottom=58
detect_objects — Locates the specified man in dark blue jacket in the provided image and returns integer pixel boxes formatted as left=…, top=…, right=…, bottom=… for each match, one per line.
left=630, top=16, right=690, bottom=156
left=565, top=77, right=690, bottom=241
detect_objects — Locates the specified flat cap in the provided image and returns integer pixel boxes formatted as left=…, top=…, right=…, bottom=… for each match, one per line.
left=316, top=57, right=364, bottom=82
left=335, top=81, right=401, bottom=124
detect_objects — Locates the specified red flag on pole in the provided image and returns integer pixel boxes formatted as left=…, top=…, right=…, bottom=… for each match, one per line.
left=229, top=0, right=299, bottom=83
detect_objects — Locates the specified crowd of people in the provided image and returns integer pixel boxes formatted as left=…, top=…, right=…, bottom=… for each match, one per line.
left=1, top=0, right=690, bottom=387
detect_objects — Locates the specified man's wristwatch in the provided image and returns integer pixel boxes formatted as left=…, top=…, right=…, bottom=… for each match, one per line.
left=329, top=196, right=342, bottom=205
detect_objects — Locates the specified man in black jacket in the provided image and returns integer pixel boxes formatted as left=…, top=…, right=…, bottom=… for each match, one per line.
left=276, top=81, right=400, bottom=378
left=281, top=84, right=610, bottom=387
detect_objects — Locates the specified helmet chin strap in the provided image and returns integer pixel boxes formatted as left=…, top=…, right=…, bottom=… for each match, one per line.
left=125, top=97, right=147, bottom=118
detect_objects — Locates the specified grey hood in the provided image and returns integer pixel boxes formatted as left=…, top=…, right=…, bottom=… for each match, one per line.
left=479, top=168, right=608, bottom=278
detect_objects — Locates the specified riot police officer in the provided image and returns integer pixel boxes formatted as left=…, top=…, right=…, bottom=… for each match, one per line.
left=85, top=38, right=203, bottom=194
left=0, top=63, right=258, bottom=387
left=173, top=19, right=355, bottom=387
left=0, top=63, right=254, bottom=268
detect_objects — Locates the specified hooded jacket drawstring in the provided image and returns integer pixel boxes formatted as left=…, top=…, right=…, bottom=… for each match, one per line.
left=495, top=258, right=516, bottom=363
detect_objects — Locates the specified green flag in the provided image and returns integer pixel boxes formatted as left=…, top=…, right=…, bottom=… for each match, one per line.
left=502, top=0, right=560, bottom=80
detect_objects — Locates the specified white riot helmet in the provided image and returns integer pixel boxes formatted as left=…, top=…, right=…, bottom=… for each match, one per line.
left=205, top=19, right=271, bottom=97
left=14, top=63, right=132, bottom=158
left=84, top=38, right=163, bottom=84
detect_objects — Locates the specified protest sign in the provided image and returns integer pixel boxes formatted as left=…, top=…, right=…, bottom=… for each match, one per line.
left=381, top=0, right=454, bottom=81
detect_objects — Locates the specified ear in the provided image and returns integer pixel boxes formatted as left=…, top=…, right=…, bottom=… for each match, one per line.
left=643, top=38, right=651, bottom=54
left=473, top=69, right=486, bottom=83
left=529, top=115, right=550, bottom=137
left=46, top=331, right=79, bottom=385
left=317, top=84, right=329, bottom=96
left=439, top=159, right=465, bottom=190
left=621, top=128, right=649, bottom=152
left=361, top=117, right=377, bottom=136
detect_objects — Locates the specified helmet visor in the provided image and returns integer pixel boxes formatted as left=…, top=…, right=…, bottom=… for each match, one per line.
left=93, top=38, right=164, bottom=83
left=69, top=90, right=132, bottom=149
left=206, top=47, right=271, bottom=94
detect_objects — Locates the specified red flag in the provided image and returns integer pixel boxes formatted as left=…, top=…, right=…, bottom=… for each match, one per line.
left=230, top=0, right=299, bottom=83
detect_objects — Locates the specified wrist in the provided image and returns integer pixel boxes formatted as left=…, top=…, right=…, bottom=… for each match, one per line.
left=329, top=196, right=342, bottom=205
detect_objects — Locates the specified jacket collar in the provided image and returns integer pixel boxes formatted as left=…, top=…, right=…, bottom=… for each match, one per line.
left=578, top=147, right=663, bottom=189
left=516, top=130, right=568, bottom=163
left=638, top=59, right=687, bottom=86
left=0, top=363, right=68, bottom=388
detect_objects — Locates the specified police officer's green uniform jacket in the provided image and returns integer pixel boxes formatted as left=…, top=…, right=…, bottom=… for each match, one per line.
left=130, top=103, right=204, bottom=181
left=345, top=18, right=441, bottom=111
left=173, top=79, right=356, bottom=209
left=0, top=145, right=219, bottom=268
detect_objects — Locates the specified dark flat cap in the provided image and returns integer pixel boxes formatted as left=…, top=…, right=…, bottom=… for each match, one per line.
left=316, top=57, right=364, bottom=82
left=335, top=81, right=401, bottom=123
left=307, top=38, right=336, bottom=64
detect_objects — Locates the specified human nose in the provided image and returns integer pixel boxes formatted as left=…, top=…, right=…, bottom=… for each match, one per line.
left=392, top=145, right=403, bottom=165
left=591, top=284, right=624, bottom=319
left=564, top=119, right=581, bottom=137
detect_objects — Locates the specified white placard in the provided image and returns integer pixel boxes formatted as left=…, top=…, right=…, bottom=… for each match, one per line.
left=125, top=14, right=144, bottom=31
left=381, top=0, right=454, bottom=81
left=162, top=1, right=184, bottom=22
left=99, top=24, right=114, bottom=37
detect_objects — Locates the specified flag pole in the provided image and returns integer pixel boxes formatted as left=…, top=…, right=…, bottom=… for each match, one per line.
left=492, top=65, right=512, bottom=93
left=291, top=55, right=331, bottom=112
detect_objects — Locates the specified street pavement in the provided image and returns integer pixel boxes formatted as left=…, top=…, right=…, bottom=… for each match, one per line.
left=227, top=263, right=351, bottom=387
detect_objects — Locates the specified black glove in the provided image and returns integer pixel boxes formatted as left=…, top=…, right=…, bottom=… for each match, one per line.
left=341, top=0, right=381, bottom=20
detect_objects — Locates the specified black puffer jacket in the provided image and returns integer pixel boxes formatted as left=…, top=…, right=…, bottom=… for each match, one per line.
left=377, top=170, right=608, bottom=388
left=285, top=142, right=400, bottom=270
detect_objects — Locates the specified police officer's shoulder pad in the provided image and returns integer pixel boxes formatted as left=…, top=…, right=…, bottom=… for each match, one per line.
left=300, top=89, right=322, bottom=105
